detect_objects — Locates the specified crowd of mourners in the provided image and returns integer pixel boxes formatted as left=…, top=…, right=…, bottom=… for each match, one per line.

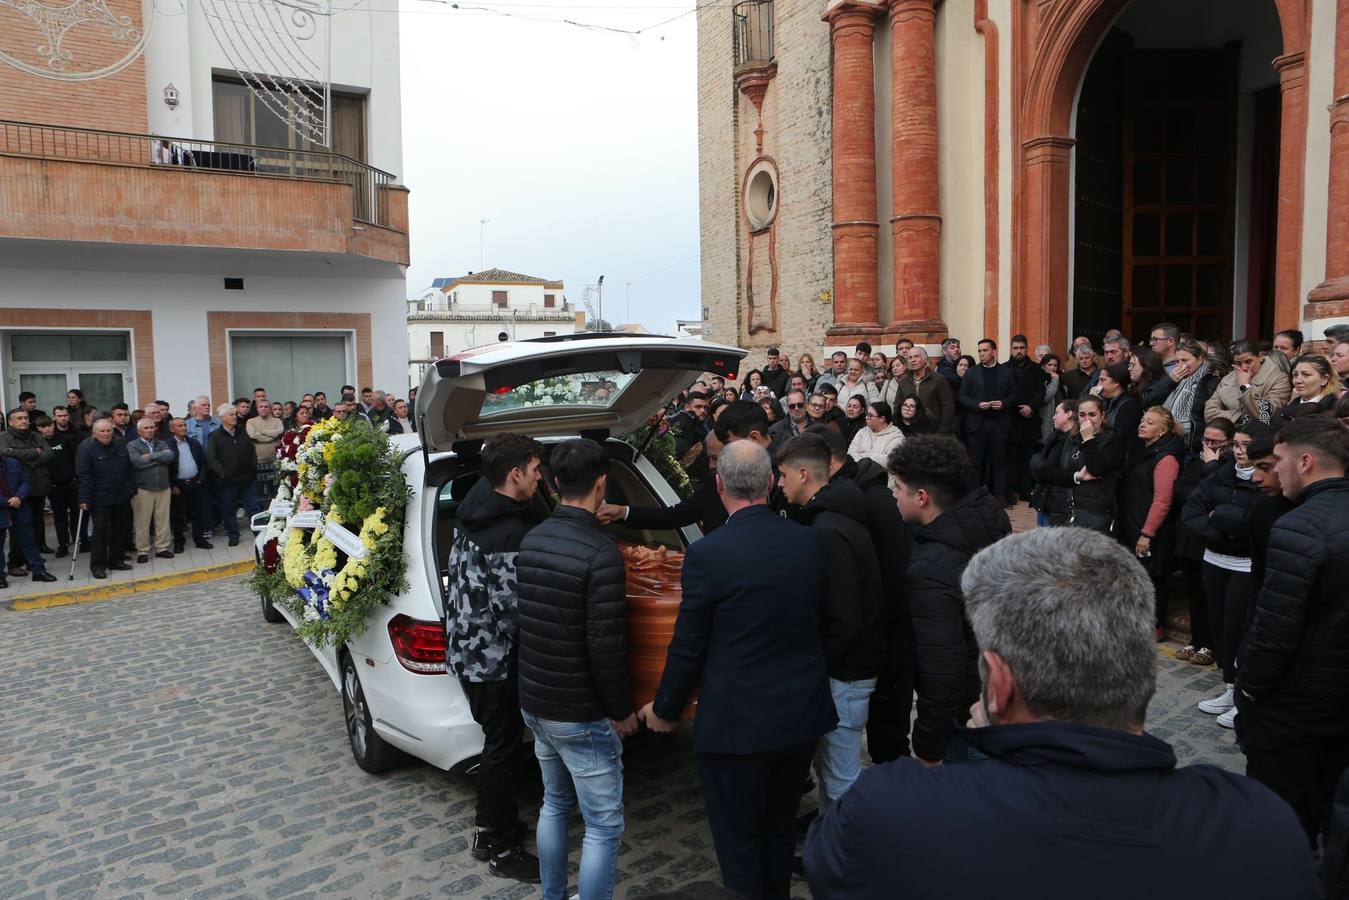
left=0, top=385, right=417, bottom=584
left=444, top=321, right=1349, bottom=900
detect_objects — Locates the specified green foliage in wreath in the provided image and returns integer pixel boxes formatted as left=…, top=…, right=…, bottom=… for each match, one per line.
left=623, top=417, right=695, bottom=500
left=258, top=417, right=412, bottom=648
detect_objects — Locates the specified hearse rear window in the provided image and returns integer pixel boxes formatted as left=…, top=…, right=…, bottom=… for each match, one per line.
left=480, top=370, right=639, bottom=416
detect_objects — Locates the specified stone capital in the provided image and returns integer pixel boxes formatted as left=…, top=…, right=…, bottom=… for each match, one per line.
left=886, top=0, right=936, bottom=25
left=1275, top=51, right=1308, bottom=89
left=822, top=0, right=884, bottom=26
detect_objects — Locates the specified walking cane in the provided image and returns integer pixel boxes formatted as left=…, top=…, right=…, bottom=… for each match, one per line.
left=69, top=507, right=86, bottom=581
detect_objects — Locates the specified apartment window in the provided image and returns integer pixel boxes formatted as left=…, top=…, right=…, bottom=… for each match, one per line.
left=544, top=294, right=556, bottom=308
left=212, top=77, right=368, bottom=162
left=492, top=291, right=508, bottom=307
left=430, top=331, right=444, bottom=357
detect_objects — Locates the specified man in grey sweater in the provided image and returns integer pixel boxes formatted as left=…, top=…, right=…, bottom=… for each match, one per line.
left=127, top=417, right=176, bottom=562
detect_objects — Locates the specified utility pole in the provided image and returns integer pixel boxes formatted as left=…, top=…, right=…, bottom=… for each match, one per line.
left=479, top=218, right=489, bottom=270
left=625, top=282, right=631, bottom=326
left=597, top=274, right=605, bottom=331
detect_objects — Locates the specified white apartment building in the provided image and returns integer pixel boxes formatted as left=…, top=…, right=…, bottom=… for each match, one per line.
left=0, top=0, right=409, bottom=412
left=406, top=269, right=585, bottom=385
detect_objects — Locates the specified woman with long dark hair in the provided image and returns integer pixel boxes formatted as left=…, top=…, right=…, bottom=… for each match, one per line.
left=1039, top=353, right=1066, bottom=442
left=1096, top=364, right=1142, bottom=442
left=1129, top=347, right=1175, bottom=407
left=740, top=369, right=766, bottom=401
left=1171, top=417, right=1237, bottom=669
left=847, top=400, right=903, bottom=466
left=840, top=395, right=867, bottom=445
left=895, top=396, right=933, bottom=438
left=1030, top=395, right=1124, bottom=533
left=1182, top=420, right=1266, bottom=728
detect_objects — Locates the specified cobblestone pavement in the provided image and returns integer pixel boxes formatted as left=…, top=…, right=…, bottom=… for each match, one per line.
left=2, top=577, right=1239, bottom=899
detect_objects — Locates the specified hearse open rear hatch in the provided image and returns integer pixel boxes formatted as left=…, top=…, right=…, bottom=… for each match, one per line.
left=414, top=333, right=747, bottom=453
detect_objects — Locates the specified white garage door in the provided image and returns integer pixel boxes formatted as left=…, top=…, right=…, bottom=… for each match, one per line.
left=230, top=335, right=349, bottom=404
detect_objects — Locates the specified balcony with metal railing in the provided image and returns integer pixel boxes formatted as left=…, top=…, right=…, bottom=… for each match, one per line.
left=732, top=0, right=774, bottom=73
left=0, top=119, right=409, bottom=267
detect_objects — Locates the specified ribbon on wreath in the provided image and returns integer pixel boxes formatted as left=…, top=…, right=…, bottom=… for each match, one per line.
left=296, top=568, right=336, bottom=620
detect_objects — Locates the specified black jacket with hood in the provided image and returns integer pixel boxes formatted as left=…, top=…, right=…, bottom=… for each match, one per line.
left=906, top=487, right=1011, bottom=762
left=796, top=477, right=885, bottom=682
left=445, top=477, right=538, bottom=683
left=1181, top=457, right=1260, bottom=559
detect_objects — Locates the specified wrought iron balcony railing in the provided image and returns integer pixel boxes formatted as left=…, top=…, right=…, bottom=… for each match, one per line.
left=0, top=119, right=399, bottom=229
left=733, top=0, right=774, bottom=71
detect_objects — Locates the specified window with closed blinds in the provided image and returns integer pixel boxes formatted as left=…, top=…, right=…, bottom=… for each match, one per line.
left=492, top=291, right=508, bottom=307
left=544, top=294, right=555, bottom=308
left=430, top=332, right=444, bottom=357
left=230, top=335, right=349, bottom=405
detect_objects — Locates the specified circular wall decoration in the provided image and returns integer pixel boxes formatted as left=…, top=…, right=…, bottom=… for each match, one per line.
left=743, top=158, right=779, bottom=233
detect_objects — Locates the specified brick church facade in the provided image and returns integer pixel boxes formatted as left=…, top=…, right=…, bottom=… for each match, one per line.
left=698, top=0, right=1349, bottom=361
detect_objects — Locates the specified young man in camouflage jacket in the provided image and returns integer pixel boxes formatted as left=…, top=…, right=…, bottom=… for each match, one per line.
left=446, top=433, right=545, bottom=883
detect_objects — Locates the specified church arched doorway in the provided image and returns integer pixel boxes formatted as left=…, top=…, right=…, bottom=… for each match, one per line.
left=1014, top=0, right=1308, bottom=352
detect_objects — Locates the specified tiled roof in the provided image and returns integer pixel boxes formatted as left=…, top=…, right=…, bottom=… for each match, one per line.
left=432, top=268, right=565, bottom=291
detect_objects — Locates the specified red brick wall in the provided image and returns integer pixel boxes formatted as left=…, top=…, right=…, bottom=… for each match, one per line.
left=0, top=0, right=148, bottom=132
left=0, top=156, right=409, bottom=265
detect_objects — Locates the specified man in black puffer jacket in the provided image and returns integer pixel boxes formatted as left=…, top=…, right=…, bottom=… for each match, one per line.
left=810, top=424, right=916, bottom=763
left=778, top=433, right=884, bottom=810
left=445, top=433, right=544, bottom=883
left=1236, top=417, right=1349, bottom=847
left=888, top=434, right=1012, bottom=765
left=516, top=439, right=635, bottom=900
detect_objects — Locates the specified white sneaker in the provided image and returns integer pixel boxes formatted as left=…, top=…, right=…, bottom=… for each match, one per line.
left=1217, top=706, right=1238, bottom=729
left=1198, top=685, right=1235, bottom=715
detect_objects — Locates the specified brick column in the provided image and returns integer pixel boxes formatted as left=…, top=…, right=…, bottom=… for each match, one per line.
left=1272, top=51, right=1309, bottom=331
left=1308, top=0, right=1349, bottom=322
left=1017, top=136, right=1075, bottom=356
left=826, top=2, right=882, bottom=333
left=887, top=0, right=945, bottom=340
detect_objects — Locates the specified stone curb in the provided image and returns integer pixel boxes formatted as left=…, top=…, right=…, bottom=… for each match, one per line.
left=4, top=559, right=253, bottom=611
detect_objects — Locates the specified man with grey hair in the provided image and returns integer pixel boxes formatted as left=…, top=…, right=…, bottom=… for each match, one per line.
left=805, top=527, right=1317, bottom=899
left=639, top=439, right=836, bottom=899
left=1324, top=323, right=1349, bottom=352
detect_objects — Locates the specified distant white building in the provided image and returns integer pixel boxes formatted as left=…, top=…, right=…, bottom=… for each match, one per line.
left=407, top=268, right=585, bottom=385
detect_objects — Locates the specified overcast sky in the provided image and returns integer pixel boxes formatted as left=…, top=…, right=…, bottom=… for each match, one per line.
left=398, top=0, right=701, bottom=332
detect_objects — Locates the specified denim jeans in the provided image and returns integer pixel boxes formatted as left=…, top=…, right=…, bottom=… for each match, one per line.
left=215, top=481, right=259, bottom=539
left=1035, top=510, right=1052, bottom=528
left=814, top=677, right=876, bottom=811
left=521, top=711, right=625, bottom=900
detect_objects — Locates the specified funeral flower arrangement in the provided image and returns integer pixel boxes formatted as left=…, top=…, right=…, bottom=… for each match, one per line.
left=623, top=413, right=694, bottom=500
left=247, top=415, right=411, bottom=647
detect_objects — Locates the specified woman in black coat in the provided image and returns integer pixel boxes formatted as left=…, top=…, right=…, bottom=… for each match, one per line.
left=1181, top=421, right=1266, bottom=720
left=1171, top=417, right=1236, bottom=668
left=1029, top=395, right=1124, bottom=533
left=1096, top=364, right=1142, bottom=444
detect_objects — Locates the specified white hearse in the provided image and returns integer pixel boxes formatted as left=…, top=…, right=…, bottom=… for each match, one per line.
left=252, top=334, right=745, bottom=773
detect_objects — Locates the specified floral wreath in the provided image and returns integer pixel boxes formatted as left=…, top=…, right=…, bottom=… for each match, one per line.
left=248, top=416, right=411, bottom=647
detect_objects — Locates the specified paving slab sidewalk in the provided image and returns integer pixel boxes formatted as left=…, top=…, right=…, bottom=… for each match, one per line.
left=3, top=529, right=254, bottom=610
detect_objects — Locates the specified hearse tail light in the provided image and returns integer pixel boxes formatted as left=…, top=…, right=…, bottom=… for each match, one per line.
left=388, top=615, right=447, bottom=674
left=491, top=385, right=513, bottom=394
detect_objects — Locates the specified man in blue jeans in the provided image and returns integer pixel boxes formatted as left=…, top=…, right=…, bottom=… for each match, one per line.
left=516, top=439, right=636, bottom=900
left=776, top=433, right=884, bottom=809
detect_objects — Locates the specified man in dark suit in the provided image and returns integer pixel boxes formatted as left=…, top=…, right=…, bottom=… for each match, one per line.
left=958, top=338, right=1017, bottom=504
left=639, top=439, right=837, bottom=900
left=598, top=431, right=727, bottom=533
